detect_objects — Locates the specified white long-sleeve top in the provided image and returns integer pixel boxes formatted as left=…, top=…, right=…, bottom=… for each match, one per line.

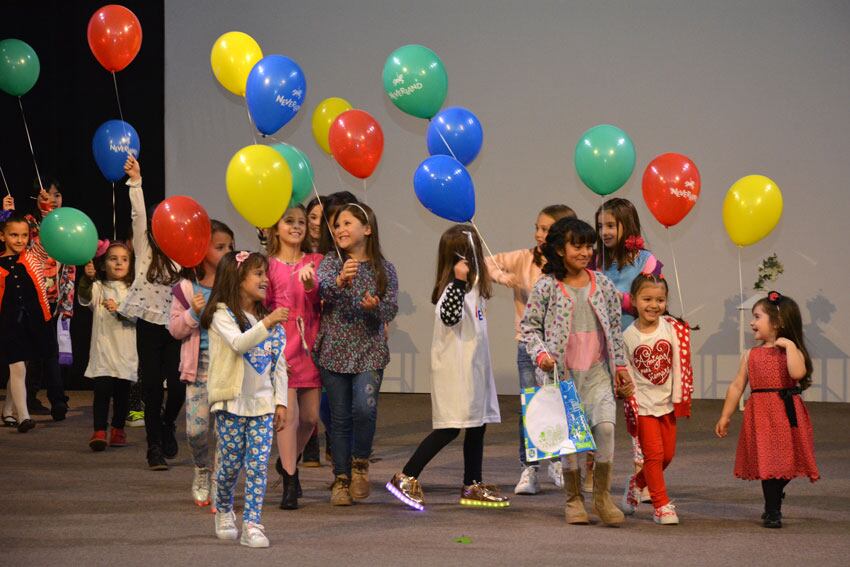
left=80, top=280, right=138, bottom=382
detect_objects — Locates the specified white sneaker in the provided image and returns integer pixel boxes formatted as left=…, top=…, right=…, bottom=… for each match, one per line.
left=214, top=510, right=238, bottom=540
left=547, top=460, right=563, bottom=488
left=653, top=503, right=679, bottom=525
left=240, top=522, right=270, bottom=548
left=192, top=466, right=211, bottom=506
left=514, top=466, right=540, bottom=495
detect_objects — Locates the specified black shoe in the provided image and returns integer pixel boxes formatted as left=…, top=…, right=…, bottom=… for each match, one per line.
left=147, top=446, right=169, bottom=471
left=162, top=422, right=178, bottom=459
left=17, top=419, right=36, bottom=433
left=280, top=468, right=299, bottom=510
left=763, top=511, right=782, bottom=528
left=302, top=433, right=320, bottom=467
left=50, top=402, right=68, bottom=422
left=28, top=399, right=51, bottom=415
left=276, top=457, right=303, bottom=497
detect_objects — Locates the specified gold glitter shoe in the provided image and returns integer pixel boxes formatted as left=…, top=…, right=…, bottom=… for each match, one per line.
left=459, top=482, right=510, bottom=508
left=386, top=472, right=425, bottom=510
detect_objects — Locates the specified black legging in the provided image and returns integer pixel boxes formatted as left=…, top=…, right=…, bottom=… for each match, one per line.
left=403, top=425, right=486, bottom=486
left=762, top=478, right=791, bottom=513
left=92, top=376, right=131, bottom=430
left=136, top=319, right=184, bottom=449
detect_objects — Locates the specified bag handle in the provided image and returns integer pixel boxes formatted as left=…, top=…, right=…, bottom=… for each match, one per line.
left=539, top=344, right=561, bottom=387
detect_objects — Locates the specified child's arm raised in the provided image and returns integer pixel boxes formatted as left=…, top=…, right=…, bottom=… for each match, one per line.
left=210, top=308, right=273, bottom=355
left=124, top=156, right=147, bottom=266
left=438, top=260, right=469, bottom=327
left=715, top=353, right=749, bottom=437
left=77, top=262, right=98, bottom=308
left=775, top=338, right=807, bottom=380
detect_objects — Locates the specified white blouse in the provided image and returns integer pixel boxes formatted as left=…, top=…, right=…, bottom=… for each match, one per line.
left=80, top=280, right=138, bottom=382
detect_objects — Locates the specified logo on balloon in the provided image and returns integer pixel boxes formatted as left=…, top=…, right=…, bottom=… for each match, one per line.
left=387, top=81, right=424, bottom=100
left=275, top=94, right=301, bottom=111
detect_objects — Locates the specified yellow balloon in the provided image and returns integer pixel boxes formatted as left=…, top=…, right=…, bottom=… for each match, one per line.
left=226, top=145, right=292, bottom=228
left=722, top=175, right=783, bottom=247
left=210, top=31, right=263, bottom=96
left=312, top=97, right=352, bottom=154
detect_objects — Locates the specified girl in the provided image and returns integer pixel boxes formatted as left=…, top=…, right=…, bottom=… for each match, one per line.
left=315, top=203, right=398, bottom=506
left=201, top=251, right=288, bottom=547
left=521, top=217, right=633, bottom=526
left=486, top=204, right=576, bottom=495
left=715, top=292, right=818, bottom=529
left=305, top=196, right=325, bottom=253
left=265, top=206, right=323, bottom=509
left=621, top=274, right=694, bottom=525
left=117, top=156, right=186, bottom=471
left=595, top=197, right=663, bottom=500
left=387, top=225, right=508, bottom=510
left=80, top=241, right=137, bottom=451
left=169, top=220, right=234, bottom=507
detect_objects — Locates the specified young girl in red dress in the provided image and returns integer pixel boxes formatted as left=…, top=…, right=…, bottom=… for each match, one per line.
left=715, top=291, right=818, bottom=528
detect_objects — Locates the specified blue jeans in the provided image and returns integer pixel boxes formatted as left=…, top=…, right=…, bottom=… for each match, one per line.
left=321, top=368, right=383, bottom=477
left=517, top=343, right=537, bottom=465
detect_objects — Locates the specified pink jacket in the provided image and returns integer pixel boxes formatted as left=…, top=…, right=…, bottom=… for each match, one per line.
left=168, top=279, right=201, bottom=383
left=485, top=248, right=543, bottom=341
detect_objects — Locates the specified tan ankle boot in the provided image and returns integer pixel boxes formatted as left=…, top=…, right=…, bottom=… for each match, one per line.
left=350, top=458, right=371, bottom=499
left=331, top=474, right=353, bottom=506
left=563, top=468, right=589, bottom=524
left=592, top=461, right=625, bottom=525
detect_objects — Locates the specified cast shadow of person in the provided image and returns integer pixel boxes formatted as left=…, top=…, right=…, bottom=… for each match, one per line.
left=385, top=290, right=419, bottom=393
left=804, top=293, right=849, bottom=402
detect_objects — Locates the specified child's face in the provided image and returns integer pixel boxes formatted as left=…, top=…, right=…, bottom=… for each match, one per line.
left=240, top=263, right=269, bottom=303
left=560, top=240, right=593, bottom=273
left=1, top=221, right=29, bottom=255
left=597, top=212, right=621, bottom=250
left=104, top=247, right=130, bottom=281
left=750, top=304, right=778, bottom=342
left=307, top=205, right=323, bottom=241
left=334, top=210, right=371, bottom=251
left=634, top=282, right=667, bottom=325
left=47, top=185, right=63, bottom=209
left=205, top=231, right=234, bottom=270
left=534, top=213, right=556, bottom=250
left=276, top=209, right=307, bottom=247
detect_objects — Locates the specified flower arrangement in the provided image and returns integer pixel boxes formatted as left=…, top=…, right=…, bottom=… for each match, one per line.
left=753, top=253, right=784, bottom=291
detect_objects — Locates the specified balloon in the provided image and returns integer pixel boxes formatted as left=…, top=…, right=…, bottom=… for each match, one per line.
left=0, top=39, right=40, bottom=96
left=87, top=5, right=143, bottom=72
left=328, top=110, right=384, bottom=179
left=246, top=55, right=306, bottom=136
left=152, top=196, right=211, bottom=268
left=226, top=145, right=292, bottom=228
left=723, top=175, right=783, bottom=247
left=210, top=32, right=263, bottom=96
left=426, top=107, right=483, bottom=166
left=271, top=143, right=313, bottom=207
left=92, top=120, right=140, bottom=182
left=311, top=97, right=352, bottom=154
left=413, top=155, right=475, bottom=222
left=382, top=44, right=448, bottom=119
left=574, top=124, right=636, bottom=196
left=642, top=153, right=701, bottom=228
left=39, top=208, right=99, bottom=266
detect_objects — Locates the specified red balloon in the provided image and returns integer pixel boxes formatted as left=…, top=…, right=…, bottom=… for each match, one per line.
left=87, top=5, right=143, bottom=72
left=641, top=153, right=701, bottom=228
left=151, top=196, right=211, bottom=268
left=328, top=109, right=384, bottom=179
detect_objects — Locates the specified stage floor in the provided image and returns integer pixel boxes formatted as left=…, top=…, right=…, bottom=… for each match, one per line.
left=1, top=392, right=848, bottom=566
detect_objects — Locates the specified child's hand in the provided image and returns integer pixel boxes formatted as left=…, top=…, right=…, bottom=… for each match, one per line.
left=124, top=155, right=141, bottom=181
left=453, top=259, right=469, bottom=282
left=263, top=307, right=289, bottom=328
left=299, top=262, right=316, bottom=291
left=191, top=292, right=206, bottom=316
left=774, top=338, right=794, bottom=351
left=538, top=354, right=555, bottom=372
left=337, top=259, right=359, bottom=287
left=2, top=195, right=13, bottom=211
left=84, top=261, right=96, bottom=279
left=615, top=369, right=635, bottom=398
left=715, top=416, right=731, bottom=438
left=37, top=189, right=52, bottom=213
left=273, top=405, right=287, bottom=431
left=102, top=298, right=119, bottom=313
left=360, top=291, right=380, bottom=311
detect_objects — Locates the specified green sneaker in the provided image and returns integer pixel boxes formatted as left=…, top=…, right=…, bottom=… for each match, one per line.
left=127, top=410, right=145, bottom=428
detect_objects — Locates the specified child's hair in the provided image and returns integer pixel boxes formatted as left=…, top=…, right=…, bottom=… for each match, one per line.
left=319, top=192, right=360, bottom=254
left=94, top=242, right=134, bottom=285
left=753, top=293, right=813, bottom=390
left=431, top=224, right=492, bottom=304
left=200, top=251, right=270, bottom=331
left=541, top=218, right=597, bottom=280
left=532, top=204, right=577, bottom=267
left=194, top=219, right=235, bottom=281
left=1, top=212, right=30, bottom=232
left=145, top=203, right=182, bottom=286
left=266, top=205, right=311, bottom=257
left=595, top=197, right=642, bottom=271
left=335, top=203, right=389, bottom=296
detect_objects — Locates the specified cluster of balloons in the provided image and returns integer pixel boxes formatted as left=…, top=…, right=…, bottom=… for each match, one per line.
left=310, top=97, right=384, bottom=180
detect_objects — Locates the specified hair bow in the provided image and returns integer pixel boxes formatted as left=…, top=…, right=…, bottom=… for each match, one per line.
left=95, top=239, right=111, bottom=258
left=767, top=290, right=782, bottom=305
left=624, top=235, right=645, bottom=251
left=235, top=250, right=250, bottom=267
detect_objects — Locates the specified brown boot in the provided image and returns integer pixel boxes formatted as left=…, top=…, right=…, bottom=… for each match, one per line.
left=563, top=468, right=590, bottom=524
left=350, top=458, right=371, bottom=500
left=331, top=474, right=353, bottom=506
left=591, top=461, right=625, bottom=525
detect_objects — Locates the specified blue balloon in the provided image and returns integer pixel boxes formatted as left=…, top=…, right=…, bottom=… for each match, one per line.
left=92, top=120, right=140, bottom=182
left=426, top=107, right=483, bottom=166
left=246, top=55, right=306, bottom=136
left=413, top=155, right=475, bottom=222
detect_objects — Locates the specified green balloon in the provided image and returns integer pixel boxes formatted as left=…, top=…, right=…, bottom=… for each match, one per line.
left=39, top=207, right=99, bottom=266
left=382, top=44, right=447, bottom=119
left=574, top=124, right=636, bottom=196
left=0, top=39, right=40, bottom=97
left=271, top=142, right=314, bottom=207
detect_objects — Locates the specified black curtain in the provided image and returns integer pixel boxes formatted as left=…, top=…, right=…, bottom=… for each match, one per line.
left=1, top=0, right=165, bottom=389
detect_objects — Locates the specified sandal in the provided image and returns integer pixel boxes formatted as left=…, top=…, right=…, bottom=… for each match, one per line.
left=2, top=414, right=17, bottom=427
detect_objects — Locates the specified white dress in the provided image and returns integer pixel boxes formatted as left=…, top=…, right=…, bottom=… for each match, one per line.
left=80, top=280, right=138, bottom=382
left=430, top=285, right=501, bottom=429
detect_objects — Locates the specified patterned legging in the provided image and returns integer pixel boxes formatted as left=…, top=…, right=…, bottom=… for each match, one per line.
left=185, top=354, right=211, bottom=468
left=214, top=411, right=273, bottom=524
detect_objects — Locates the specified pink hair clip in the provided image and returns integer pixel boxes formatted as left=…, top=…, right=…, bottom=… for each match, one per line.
left=235, top=250, right=250, bottom=267
left=95, top=239, right=111, bottom=258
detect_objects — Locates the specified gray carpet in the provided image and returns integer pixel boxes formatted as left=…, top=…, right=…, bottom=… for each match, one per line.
left=1, top=392, right=848, bottom=566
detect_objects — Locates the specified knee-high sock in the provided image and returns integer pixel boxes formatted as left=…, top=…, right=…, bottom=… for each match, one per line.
left=8, top=362, right=30, bottom=421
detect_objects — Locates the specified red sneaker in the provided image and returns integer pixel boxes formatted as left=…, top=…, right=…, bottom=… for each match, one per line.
left=110, top=428, right=127, bottom=447
left=89, top=430, right=108, bottom=452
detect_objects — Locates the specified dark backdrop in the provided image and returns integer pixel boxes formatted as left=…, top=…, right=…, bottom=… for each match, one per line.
left=1, top=0, right=165, bottom=389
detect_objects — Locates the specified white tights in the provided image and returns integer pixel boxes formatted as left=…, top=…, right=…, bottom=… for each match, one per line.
left=3, top=362, right=30, bottom=421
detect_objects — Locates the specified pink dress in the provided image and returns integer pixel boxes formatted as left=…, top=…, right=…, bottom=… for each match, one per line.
left=265, top=253, right=323, bottom=388
left=734, top=347, right=819, bottom=481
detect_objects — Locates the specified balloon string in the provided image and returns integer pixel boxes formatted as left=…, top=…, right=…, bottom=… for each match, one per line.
left=469, top=219, right=504, bottom=273
left=18, top=97, right=44, bottom=194
left=0, top=162, right=10, bottom=197
left=309, top=176, right=342, bottom=260
left=434, top=125, right=458, bottom=162
left=111, top=72, right=132, bottom=152
left=666, top=227, right=686, bottom=318
left=361, top=178, right=368, bottom=206
left=112, top=182, right=117, bottom=240
left=737, top=246, right=744, bottom=311
left=244, top=104, right=258, bottom=145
